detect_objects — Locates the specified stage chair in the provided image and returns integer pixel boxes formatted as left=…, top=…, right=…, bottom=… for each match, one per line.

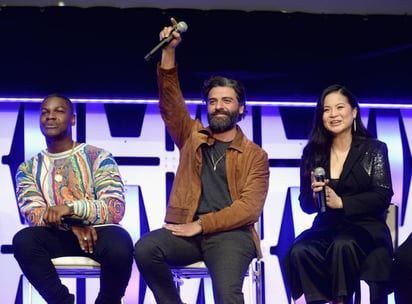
left=1, top=244, right=102, bottom=304
left=24, top=256, right=101, bottom=304
left=170, top=220, right=263, bottom=304
left=171, top=258, right=262, bottom=304
left=290, top=204, right=399, bottom=304
left=354, top=202, right=399, bottom=304
left=20, top=222, right=128, bottom=304
left=386, top=203, right=399, bottom=250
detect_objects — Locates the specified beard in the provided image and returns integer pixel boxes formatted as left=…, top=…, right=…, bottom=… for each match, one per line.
left=208, top=109, right=239, bottom=133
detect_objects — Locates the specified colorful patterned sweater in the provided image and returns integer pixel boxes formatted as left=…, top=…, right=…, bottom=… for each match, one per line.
left=16, top=143, right=126, bottom=226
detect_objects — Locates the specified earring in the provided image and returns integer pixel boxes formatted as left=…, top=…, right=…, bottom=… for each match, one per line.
left=353, top=119, right=357, bottom=132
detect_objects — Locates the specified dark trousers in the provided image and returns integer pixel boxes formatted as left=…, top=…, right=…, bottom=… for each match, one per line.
left=394, top=233, right=412, bottom=304
left=134, top=227, right=256, bottom=304
left=283, top=225, right=375, bottom=304
left=12, top=225, right=133, bottom=304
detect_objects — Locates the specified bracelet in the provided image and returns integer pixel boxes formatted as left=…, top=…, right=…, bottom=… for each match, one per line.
left=64, top=201, right=75, bottom=215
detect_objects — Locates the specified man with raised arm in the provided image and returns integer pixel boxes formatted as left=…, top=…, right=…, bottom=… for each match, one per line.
left=134, top=18, right=270, bottom=304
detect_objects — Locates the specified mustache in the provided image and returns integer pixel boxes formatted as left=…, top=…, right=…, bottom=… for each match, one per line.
left=211, top=110, right=230, bottom=116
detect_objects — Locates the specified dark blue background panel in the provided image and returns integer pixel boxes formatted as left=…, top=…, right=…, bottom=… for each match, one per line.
left=0, top=7, right=411, bottom=102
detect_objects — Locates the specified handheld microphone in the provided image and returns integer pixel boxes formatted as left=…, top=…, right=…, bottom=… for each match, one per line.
left=144, top=21, right=188, bottom=62
left=61, top=216, right=92, bottom=226
left=314, top=167, right=327, bottom=213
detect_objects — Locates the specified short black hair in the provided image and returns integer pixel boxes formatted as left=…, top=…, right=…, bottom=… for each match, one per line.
left=41, top=93, right=73, bottom=114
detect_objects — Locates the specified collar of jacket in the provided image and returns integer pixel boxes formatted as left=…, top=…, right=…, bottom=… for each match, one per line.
left=333, top=137, right=375, bottom=184
left=197, top=125, right=246, bottom=153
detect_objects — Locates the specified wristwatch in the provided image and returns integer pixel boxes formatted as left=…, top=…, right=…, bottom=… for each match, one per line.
left=64, top=201, right=75, bottom=215
left=197, top=218, right=203, bottom=228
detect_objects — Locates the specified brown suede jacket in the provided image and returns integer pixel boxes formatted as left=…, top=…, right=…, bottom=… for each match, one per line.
left=157, top=65, right=270, bottom=257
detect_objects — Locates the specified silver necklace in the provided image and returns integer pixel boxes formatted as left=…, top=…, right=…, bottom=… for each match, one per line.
left=54, top=141, right=76, bottom=182
left=211, top=147, right=225, bottom=171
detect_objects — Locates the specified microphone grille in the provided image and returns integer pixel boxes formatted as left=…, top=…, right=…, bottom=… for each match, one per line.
left=176, top=21, right=188, bottom=33
left=314, top=167, right=325, bottom=177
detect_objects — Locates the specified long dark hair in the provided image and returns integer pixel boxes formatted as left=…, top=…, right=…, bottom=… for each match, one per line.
left=301, top=84, right=372, bottom=177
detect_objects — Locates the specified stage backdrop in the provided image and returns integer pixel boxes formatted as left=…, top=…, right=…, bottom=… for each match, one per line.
left=0, top=6, right=411, bottom=102
left=0, top=98, right=411, bottom=303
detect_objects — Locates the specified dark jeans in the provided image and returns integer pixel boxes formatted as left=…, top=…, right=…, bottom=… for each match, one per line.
left=134, top=227, right=256, bottom=304
left=394, top=233, right=412, bottom=304
left=13, top=225, right=133, bottom=304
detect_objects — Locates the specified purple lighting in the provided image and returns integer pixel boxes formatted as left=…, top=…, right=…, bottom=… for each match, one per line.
left=0, top=97, right=412, bottom=109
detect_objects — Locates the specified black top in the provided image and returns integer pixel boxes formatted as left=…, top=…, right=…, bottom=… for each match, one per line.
left=196, top=140, right=232, bottom=215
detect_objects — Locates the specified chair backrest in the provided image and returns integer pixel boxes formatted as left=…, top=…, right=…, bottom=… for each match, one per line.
left=385, top=203, right=399, bottom=250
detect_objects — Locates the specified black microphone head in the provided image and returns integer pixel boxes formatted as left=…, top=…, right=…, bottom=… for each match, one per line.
left=176, top=21, right=188, bottom=33
left=314, top=167, right=326, bottom=177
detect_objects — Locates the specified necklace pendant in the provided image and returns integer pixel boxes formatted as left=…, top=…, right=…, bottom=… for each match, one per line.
left=213, top=165, right=217, bottom=171
left=55, top=174, right=63, bottom=182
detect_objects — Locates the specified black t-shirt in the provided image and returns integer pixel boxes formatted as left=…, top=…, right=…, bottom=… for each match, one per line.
left=196, top=139, right=232, bottom=216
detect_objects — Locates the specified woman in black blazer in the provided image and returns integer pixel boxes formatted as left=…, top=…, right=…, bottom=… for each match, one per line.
left=282, top=84, right=393, bottom=304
